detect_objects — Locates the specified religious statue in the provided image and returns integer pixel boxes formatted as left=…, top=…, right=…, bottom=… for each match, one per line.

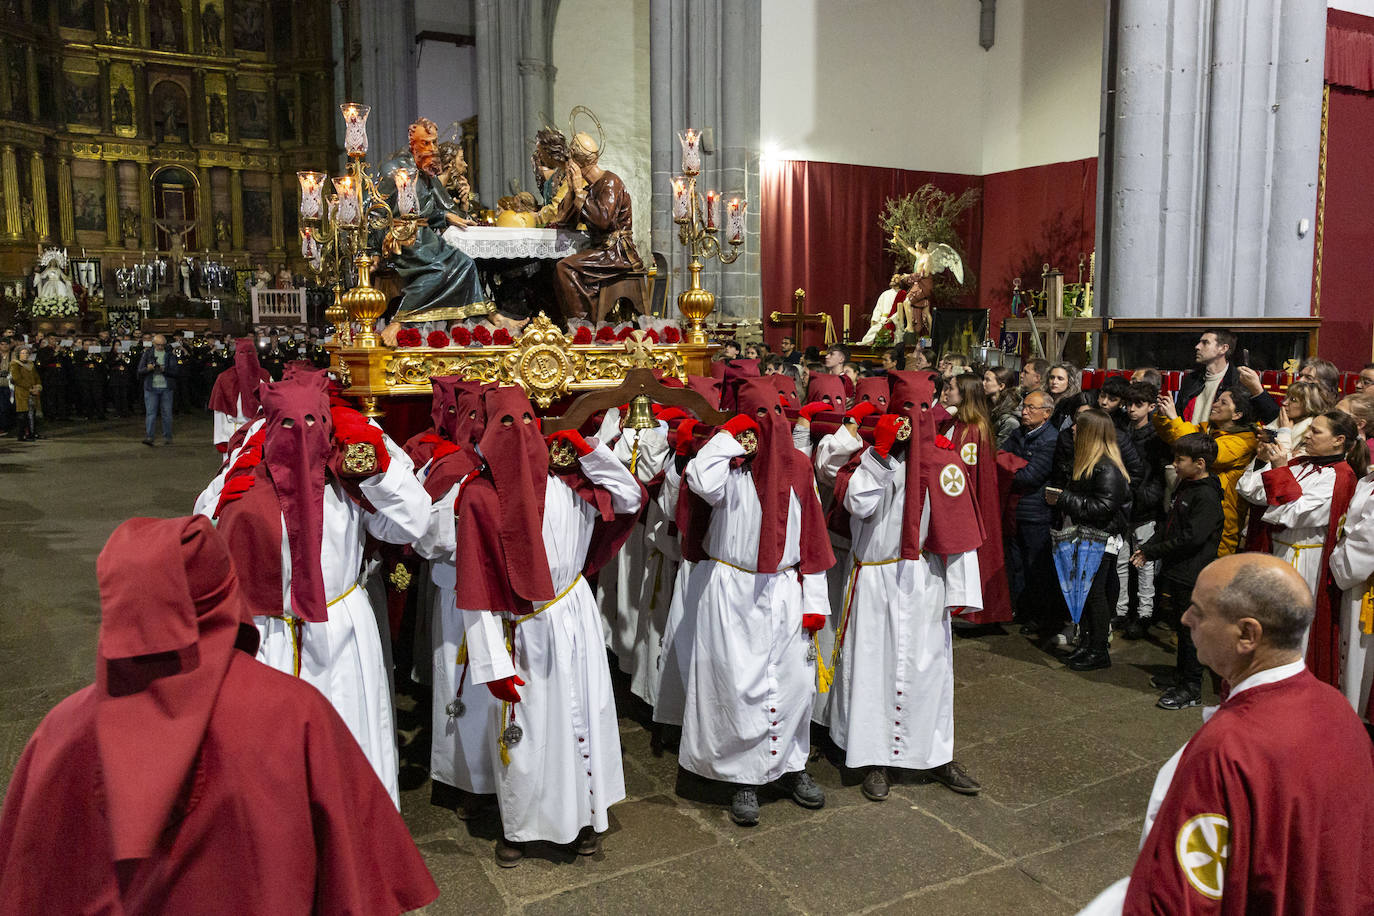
left=112, top=85, right=133, bottom=126
left=552, top=130, right=644, bottom=323
left=531, top=127, right=574, bottom=228
left=878, top=184, right=978, bottom=337
left=858, top=273, right=916, bottom=345
left=437, top=141, right=476, bottom=218
left=214, top=211, right=231, bottom=248
left=201, top=2, right=223, bottom=49
left=891, top=236, right=964, bottom=336
left=252, top=266, right=272, bottom=289
left=118, top=206, right=140, bottom=245
left=109, top=0, right=131, bottom=37
left=274, top=263, right=293, bottom=289
left=33, top=248, right=77, bottom=303
left=375, top=117, right=490, bottom=344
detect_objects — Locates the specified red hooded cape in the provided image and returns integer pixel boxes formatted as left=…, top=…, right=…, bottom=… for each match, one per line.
left=0, top=517, right=437, bottom=915
left=947, top=418, right=1012, bottom=624
left=207, top=339, right=270, bottom=418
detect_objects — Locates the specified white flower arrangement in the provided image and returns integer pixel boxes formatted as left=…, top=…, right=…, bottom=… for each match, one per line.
left=29, top=296, right=81, bottom=318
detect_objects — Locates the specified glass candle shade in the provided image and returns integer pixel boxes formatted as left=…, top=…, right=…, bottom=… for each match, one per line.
left=726, top=196, right=747, bottom=245
left=332, top=176, right=362, bottom=228
left=671, top=176, right=689, bottom=221
left=340, top=103, right=371, bottom=156
left=297, top=171, right=326, bottom=220
left=393, top=166, right=418, bottom=215
left=300, top=227, right=322, bottom=269
left=677, top=128, right=702, bottom=175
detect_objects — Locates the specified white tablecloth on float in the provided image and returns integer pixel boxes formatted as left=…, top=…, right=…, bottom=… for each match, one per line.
left=441, top=226, right=589, bottom=260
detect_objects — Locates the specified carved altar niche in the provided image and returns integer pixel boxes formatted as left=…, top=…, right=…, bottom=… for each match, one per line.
left=335, top=314, right=697, bottom=410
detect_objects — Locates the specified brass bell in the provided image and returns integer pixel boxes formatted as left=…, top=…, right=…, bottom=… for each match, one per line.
left=624, top=394, right=657, bottom=430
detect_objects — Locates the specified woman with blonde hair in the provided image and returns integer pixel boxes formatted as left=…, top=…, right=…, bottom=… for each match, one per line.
left=1271, top=379, right=1334, bottom=456
left=945, top=373, right=1014, bottom=624
left=1046, top=362, right=1083, bottom=430
left=1043, top=408, right=1132, bottom=671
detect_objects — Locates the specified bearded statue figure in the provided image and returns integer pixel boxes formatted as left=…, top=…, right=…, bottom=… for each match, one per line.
left=377, top=117, right=491, bottom=345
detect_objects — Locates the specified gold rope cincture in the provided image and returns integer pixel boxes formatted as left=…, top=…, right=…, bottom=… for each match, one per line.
left=497, top=574, right=585, bottom=766
left=266, top=580, right=360, bottom=678
left=822, top=558, right=903, bottom=694
left=1361, top=575, right=1374, bottom=636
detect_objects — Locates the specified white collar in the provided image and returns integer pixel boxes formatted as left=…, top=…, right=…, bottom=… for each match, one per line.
left=1227, top=659, right=1305, bottom=701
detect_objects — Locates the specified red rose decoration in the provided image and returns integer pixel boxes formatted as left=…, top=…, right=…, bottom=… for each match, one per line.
left=426, top=330, right=450, bottom=348
left=595, top=326, right=616, bottom=343
left=472, top=325, right=492, bottom=345
left=573, top=326, right=594, bottom=345
left=662, top=326, right=681, bottom=343
left=883, top=321, right=896, bottom=332
left=616, top=326, right=633, bottom=341
left=646, top=329, right=661, bottom=343
left=396, top=328, right=422, bottom=348
left=451, top=326, right=472, bottom=347
left=493, top=328, right=514, bottom=345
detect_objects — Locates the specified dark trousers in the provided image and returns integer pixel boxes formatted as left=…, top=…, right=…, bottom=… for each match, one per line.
left=1077, top=554, right=1118, bottom=650
left=1159, top=586, right=1202, bottom=689
left=15, top=409, right=35, bottom=440
left=78, top=378, right=104, bottom=417
left=1012, top=520, right=1064, bottom=628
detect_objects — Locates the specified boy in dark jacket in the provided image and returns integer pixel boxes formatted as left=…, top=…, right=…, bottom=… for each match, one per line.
left=1130, top=433, right=1224, bottom=710
left=1117, top=381, right=1171, bottom=639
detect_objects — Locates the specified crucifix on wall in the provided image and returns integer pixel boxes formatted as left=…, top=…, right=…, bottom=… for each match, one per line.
left=769, top=288, right=836, bottom=350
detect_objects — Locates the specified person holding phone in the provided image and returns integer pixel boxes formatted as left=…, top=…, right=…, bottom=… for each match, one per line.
left=136, top=333, right=179, bottom=446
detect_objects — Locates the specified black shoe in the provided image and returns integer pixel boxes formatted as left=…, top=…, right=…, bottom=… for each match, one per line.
left=1064, top=645, right=1093, bottom=664
left=861, top=767, right=890, bottom=802
left=1067, top=649, right=1111, bottom=671
left=573, top=825, right=602, bottom=856
left=924, top=761, right=981, bottom=795
left=730, top=786, right=760, bottom=826
left=495, top=838, right=524, bottom=867
left=1123, top=618, right=1150, bottom=640
left=142, top=438, right=154, bottom=446
left=780, top=770, right=825, bottom=809
left=1018, top=622, right=1041, bottom=636
left=1149, top=672, right=1178, bottom=691
left=1111, top=614, right=1128, bottom=630
left=1157, top=686, right=1201, bottom=710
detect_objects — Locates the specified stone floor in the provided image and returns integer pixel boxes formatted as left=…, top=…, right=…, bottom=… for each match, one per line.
left=0, top=414, right=1211, bottom=915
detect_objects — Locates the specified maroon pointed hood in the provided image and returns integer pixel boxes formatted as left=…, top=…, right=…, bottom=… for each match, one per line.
left=477, top=386, right=554, bottom=603
left=95, top=516, right=254, bottom=861
left=854, top=376, right=890, bottom=412
left=686, top=375, right=722, bottom=408
left=805, top=374, right=846, bottom=409
left=208, top=339, right=270, bottom=417
left=720, top=359, right=761, bottom=412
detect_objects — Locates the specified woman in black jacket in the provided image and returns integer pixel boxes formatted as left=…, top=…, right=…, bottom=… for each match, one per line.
left=1044, top=408, right=1132, bottom=671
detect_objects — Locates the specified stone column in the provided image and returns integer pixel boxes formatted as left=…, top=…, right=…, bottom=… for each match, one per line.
left=104, top=159, right=120, bottom=245
left=356, top=0, right=417, bottom=155
left=29, top=151, right=50, bottom=241
left=649, top=0, right=761, bottom=320
left=197, top=166, right=214, bottom=251
left=474, top=0, right=560, bottom=206
left=0, top=145, right=20, bottom=239
left=228, top=168, right=244, bottom=250
left=269, top=170, right=284, bottom=251
left=1104, top=0, right=1325, bottom=320
left=56, top=156, right=75, bottom=245
left=137, top=161, right=154, bottom=249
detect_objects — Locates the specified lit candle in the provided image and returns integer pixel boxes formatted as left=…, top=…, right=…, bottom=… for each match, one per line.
left=726, top=197, right=746, bottom=245
left=300, top=227, right=322, bottom=268
left=297, top=171, right=325, bottom=219
left=393, top=167, right=418, bottom=216
left=671, top=176, right=689, bottom=221
left=340, top=103, right=371, bottom=156
left=332, top=176, right=361, bottom=227
left=705, top=190, right=718, bottom=230
left=842, top=303, right=850, bottom=334
left=677, top=128, right=702, bottom=175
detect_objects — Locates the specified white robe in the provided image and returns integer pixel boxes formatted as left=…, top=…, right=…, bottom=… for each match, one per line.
left=460, top=443, right=643, bottom=844
left=1237, top=461, right=1336, bottom=595
left=858, top=288, right=903, bottom=345
left=679, top=432, right=832, bottom=785
left=652, top=463, right=696, bottom=726
left=194, top=425, right=429, bottom=805
left=811, top=426, right=863, bottom=726
left=212, top=393, right=253, bottom=452
left=1329, top=472, right=1374, bottom=718
left=828, top=447, right=982, bottom=770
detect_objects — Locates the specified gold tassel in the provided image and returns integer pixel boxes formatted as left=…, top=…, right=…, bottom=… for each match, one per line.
left=1361, top=580, right=1374, bottom=636
left=499, top=699, right=512, bottom=767
left=814, top=632, right=833, bottom=694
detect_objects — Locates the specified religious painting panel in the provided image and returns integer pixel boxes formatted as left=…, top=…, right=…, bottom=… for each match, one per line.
left=199, top=0, right=224, bottom=52
left=210, top=166, right=231, bottom=249
left=105, top=0, right=134, bottom=43
left=63, top=66, right=101, bottom=131
left=72, top=258, right=103, bottom=304
left=72, top=175, right=107, bottom=234
left=148, top=0, right=185, bottom=52
left=276, top=79, right=296, bottom=143
left=59, top=0, right=96, bottom=31
left=232, top=0, right=265, bottom=53
left=4, top=43, right=29, bottom=120
left=302, top=73, right=325, bottom=141
left=236, top=87, right=270, bottom=142
left=931, top=308, right=989, bottom=363
left=109, top=61, right=136, bottom=138
left=241, top=182, right=273, bottom=244
left=204, top=71, right=228, bottom=143
left=151, top=164, right=200, bottom=252
left=270, top=0, right=292, bottom=54
left=35, top=55, right=57, bottom=117
left=299, top=0, right=324, bottom=57
left=116, top=160, right=140, bottom=249
left=150, top=78, right=191, bottom=145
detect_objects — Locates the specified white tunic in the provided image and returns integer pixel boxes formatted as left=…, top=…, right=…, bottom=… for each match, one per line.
left=1329, top=472, right=1374, bottom=718
left=460, top=444, right=643, bottom=844
left=652, top=463, right=697, bottom=727
left=212, top=393, right=252, bottom=452
left=811, top=426, right=863, bottom=726
left=858, top=288, right=903, bottom=345
left=194, top=428, right=429, bottom=805
left=1237, top=461, right=1336, bottom=595
left=679, top=432, right=831, bottom=785
left=829, top=448, right=981, bottom=769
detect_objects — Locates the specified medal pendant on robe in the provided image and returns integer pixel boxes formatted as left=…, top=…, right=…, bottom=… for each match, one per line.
left=446, top=698, right=466, bottom=719
left=502, top=722, right=524, bottom=746
left=806, top=642, right=817, bottom=663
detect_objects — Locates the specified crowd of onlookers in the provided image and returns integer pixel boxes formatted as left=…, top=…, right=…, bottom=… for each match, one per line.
left=0, top=326, right=331, bottom=443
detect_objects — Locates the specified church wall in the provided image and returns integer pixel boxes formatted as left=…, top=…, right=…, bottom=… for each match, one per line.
left=415, top=0, right=477, bottom=161
left=550, top=0, right=653, bottom=267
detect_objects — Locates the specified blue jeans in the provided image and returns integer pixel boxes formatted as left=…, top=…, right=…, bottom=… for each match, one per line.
left=144, top=388, right=173, bottom=441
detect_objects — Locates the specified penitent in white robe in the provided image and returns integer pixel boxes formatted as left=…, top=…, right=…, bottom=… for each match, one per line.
left=194, top=433, right=430, bottom=805
left=212, top=394, right=253, bottom=453
left=652, top=463, right=696, bottom=727
left=1328, top=472, right=1374, bottom=719
left=828, top=447, right=981, bottom=770
left=461, top=443, right=643, bottom=844
left=678, top=432, right=831, bottom=786
left=811, top=426, right=864, bottom=726
left=1237, top=461, right=1337, bottom=596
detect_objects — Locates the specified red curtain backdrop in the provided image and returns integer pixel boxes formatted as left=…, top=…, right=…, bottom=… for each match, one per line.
left=759, top=158, right=1096, bottom=353
left=1320, top=10, right=1374, bottom=369
left=759, top=161, right=982, bottom=352
left=978, top=158, right=1098, bottom=335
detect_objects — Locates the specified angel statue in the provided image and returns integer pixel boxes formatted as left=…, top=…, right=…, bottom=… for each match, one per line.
left=889, top=235, right=964, bottom=338
left=877, top=184, right=978, bottom=338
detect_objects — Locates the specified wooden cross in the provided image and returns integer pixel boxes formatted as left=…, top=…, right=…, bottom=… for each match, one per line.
left=769, top=288, right=836, bottom=349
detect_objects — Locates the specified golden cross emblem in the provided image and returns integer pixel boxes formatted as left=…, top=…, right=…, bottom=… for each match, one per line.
left=960, top=441, right=979, bottom=466
left=624, top=330, right=655, bottom=368
left=1175, top=813, right=1230, bottom=901
left=939, top=464, right=966, bottom=497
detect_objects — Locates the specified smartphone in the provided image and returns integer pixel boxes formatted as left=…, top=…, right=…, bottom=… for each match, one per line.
left=1044, top=486, right=1063, bottom=498
left=1238, top=348, right=1250, bottom=368
left=1256, top=428, right=1276, bottom=443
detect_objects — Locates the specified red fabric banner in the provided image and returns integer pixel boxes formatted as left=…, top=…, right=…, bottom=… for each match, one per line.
left=1328, top=10, right=1374, bottom=91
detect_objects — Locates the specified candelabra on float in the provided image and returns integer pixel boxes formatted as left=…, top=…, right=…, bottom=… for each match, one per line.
left=670, top=128, right=748, bottom=345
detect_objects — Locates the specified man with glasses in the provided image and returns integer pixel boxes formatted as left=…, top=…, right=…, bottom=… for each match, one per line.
left=1356, top=363, right=1374, bottom=392
left=1004, top=390, right=1060, bottom=635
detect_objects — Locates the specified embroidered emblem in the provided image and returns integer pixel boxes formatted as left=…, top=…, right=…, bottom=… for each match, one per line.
left=939, top=464, right=966, bottom=497
left=1175, top=813, right=1230, bottom=901
left=342, top=441, right=378, bottom=475
left=960, top=441, right=978, bottom=466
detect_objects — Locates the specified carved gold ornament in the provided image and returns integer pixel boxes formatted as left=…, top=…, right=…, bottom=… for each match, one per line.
left=343, top=441, right=379, bottom=475
left=388, top=563, right=412, bottom=590
left=895, top=415, right=912, bottom=442
left=735, top=429, right=758, bottom=456
left=548, top=437, right=579, bottom=470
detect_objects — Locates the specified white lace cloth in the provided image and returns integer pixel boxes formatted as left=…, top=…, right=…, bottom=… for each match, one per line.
left=441, top=226, right=590, bottom=260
